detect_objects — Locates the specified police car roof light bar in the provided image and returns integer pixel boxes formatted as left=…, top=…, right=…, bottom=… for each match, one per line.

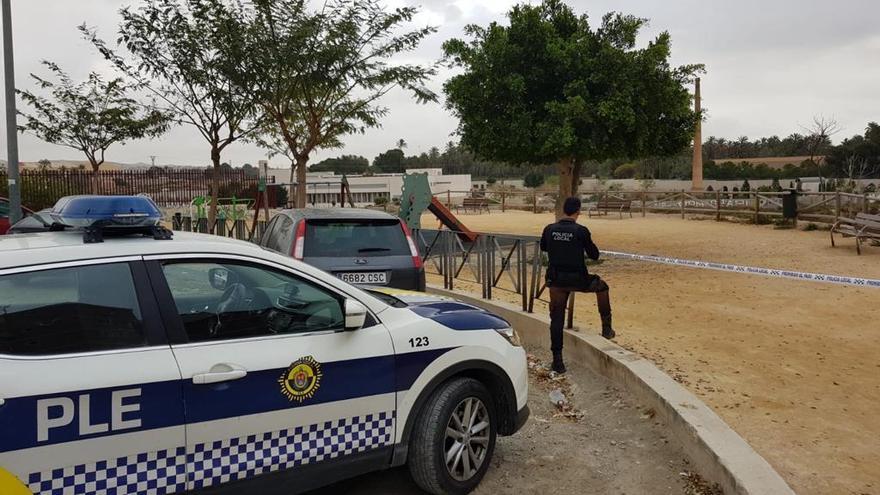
left=49, top=195, right=172, bottom=244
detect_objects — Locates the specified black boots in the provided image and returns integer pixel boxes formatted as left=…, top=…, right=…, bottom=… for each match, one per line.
left=551, top=351, right=566, bottom=374
left=601, top=315, right=616, bottom=339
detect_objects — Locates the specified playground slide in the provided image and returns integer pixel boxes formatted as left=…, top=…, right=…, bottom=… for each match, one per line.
left=428, top=197, right=478, bottom=242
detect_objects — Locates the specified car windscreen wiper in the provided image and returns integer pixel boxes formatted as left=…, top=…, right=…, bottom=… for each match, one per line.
left=358, top=247, right=392, bottom=252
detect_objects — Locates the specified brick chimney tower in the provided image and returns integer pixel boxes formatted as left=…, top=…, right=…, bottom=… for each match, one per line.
left=692, top=77, right=703, bottom=191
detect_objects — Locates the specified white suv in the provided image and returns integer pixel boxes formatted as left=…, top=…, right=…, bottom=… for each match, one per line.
left=0, top=197, right=528, bottom=495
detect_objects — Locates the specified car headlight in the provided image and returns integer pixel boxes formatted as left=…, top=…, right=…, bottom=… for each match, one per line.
left=495, top=327, right=522, bottom=347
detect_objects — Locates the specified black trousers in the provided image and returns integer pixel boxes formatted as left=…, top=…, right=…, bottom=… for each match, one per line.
left=548, top=275, right=611, bottom=353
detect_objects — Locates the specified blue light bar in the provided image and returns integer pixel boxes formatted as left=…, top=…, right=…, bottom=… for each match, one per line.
left=50, top=195, right=162, bottom=228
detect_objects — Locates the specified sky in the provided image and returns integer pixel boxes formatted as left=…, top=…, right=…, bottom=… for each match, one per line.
left=1, top=0, right=879, bottom=168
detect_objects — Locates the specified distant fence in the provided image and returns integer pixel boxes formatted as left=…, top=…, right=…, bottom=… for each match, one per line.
left=0, top=169, right=268, bottom=210
left=435, top=189, right=880, bottom=224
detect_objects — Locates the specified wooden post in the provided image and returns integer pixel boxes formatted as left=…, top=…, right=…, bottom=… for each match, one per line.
left=864, top=193, right=869, bottom=214
left=641, top=191, right=646, bottom=217
left=715, top=190, right=721, bottom=221
left=680, top=189, right=685, bottom=219
left=447, top=190, right=451, bottom=209
left=532, top=193, right=537, bottom=214
left=835, top=191, right=841, bottom=221
left=753, top=192, right=760, bottom=224
left=501, top=192, right=506, bottom=212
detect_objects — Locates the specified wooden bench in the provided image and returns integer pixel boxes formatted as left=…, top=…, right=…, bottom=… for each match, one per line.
left=588, top=198, right=633, bottom=218
left=830, top=212, right=880, bottom=255
left=457, top=197, right=490, bottom=214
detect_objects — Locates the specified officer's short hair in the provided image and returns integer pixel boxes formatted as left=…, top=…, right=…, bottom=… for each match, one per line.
left=563, top=197, right=581, bottom=215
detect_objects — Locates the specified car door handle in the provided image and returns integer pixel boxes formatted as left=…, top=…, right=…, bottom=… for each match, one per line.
left=192, top=364, right=248, bottom=385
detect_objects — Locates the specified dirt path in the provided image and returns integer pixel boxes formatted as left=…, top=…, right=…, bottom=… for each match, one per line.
left=422, top=211, right=880, bottom=495
left=313, top=355, right=716, bottom=495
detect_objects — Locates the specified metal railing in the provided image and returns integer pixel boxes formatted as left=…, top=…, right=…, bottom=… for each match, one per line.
left=0, top=168, right=268, bottom=209
left=414, top=228, right=577, bottom=329
left=171, top=213, right=269, bottom=243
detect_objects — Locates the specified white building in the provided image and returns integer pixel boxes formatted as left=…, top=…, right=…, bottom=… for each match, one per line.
left=268, top=168, right=472, bottom=207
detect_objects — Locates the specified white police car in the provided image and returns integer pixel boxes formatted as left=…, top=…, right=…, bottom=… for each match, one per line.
left=0, top=196, right=529, bottom=495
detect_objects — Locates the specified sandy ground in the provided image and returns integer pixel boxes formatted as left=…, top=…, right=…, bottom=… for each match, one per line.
left=313, top=355, right=716, bottom=495
left=421, top=211, right=880, bottom=495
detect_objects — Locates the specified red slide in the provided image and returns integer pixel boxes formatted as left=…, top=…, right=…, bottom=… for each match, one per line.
left=428, top=197, right=478, bottom=242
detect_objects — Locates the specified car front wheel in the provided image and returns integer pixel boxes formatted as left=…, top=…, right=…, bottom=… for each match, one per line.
left=408, top=378, right=497, bottom=495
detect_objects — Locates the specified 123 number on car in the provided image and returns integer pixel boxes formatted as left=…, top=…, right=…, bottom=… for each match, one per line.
left=409, top=337, right=429, bottom=348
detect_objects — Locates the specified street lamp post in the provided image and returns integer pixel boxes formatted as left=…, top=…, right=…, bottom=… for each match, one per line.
left=2, top=0, right=22, bottom=223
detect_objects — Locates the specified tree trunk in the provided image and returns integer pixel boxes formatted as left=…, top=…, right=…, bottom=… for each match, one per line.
left=86, top=154, right=100, bottom=194
left=208, top=146, right=221, bottom=232
left=555, top=157, right=576, bottom=219
left=295, top=155, right=309, bottom=208
left=90, top=165, right=100, bottom=195
left=571, top=159, right=583, bottom=197
left=288, top=160, right=296, bottom=208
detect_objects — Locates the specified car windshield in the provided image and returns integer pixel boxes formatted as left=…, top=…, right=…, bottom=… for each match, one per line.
left=303, top=219, right=410, bottom=257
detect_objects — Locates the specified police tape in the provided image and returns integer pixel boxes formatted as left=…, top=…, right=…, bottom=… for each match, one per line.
left=601, top=250, right=880, bottom=289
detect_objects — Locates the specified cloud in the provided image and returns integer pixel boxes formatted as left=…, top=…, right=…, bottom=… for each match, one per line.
left=2, top=0, right=879, bottom=167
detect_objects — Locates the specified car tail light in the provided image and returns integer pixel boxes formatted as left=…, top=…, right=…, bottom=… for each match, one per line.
left=291, top=220, right=306, bottom=260
left=400, top=222, right=423, bottom=269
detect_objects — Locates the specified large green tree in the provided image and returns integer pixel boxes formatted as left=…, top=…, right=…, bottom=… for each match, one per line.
left=373, top=148, right=406, bottom=173
left=83, top=0, right=259, bottom=228
left=218, top=0, right=437, bottom=207
left=17, top=61, right=168, bottom=190
left=825, top=122, right=880, bottom=179
left=311, top=155, right=370, bottom=175
left=443, top=0, right=701, bottom=216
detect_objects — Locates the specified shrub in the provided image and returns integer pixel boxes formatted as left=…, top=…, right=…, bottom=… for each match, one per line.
left=612, top=163, right=637, bottom=179
left=374, top=196, right=388, bottom=206
left=770, top=178, right=782, bottom=191
left=523, top=170, right=545, bottom=189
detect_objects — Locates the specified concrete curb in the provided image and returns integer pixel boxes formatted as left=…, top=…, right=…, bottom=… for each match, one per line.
left=427, top=285, right=795, bottom=495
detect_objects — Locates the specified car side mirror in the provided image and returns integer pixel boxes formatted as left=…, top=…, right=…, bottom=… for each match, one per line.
left=344, top=299, right=367, bottom=331
left=208, top=267, right=233, bottom=291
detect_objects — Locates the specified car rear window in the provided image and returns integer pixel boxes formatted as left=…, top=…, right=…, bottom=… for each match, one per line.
left=303, top=219, right=410, bottom=257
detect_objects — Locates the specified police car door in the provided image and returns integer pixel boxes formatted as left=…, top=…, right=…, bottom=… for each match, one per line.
left=0, top=260, right=186, bottom=495
left=145, top=256, right=396, bottom=491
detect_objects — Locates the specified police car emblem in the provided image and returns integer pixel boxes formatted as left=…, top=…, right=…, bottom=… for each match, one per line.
left=278, top=356, right=322, bottom=402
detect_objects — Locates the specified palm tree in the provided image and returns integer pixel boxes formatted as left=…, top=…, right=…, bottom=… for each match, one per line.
left=396, top=138, right=407, bottom=150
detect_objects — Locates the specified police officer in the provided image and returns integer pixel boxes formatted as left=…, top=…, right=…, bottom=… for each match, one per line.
left=540, top=196, right=615, bottom=373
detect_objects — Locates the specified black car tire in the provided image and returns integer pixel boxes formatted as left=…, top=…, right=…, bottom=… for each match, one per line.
left=408, top=378, right=497, bottom=495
